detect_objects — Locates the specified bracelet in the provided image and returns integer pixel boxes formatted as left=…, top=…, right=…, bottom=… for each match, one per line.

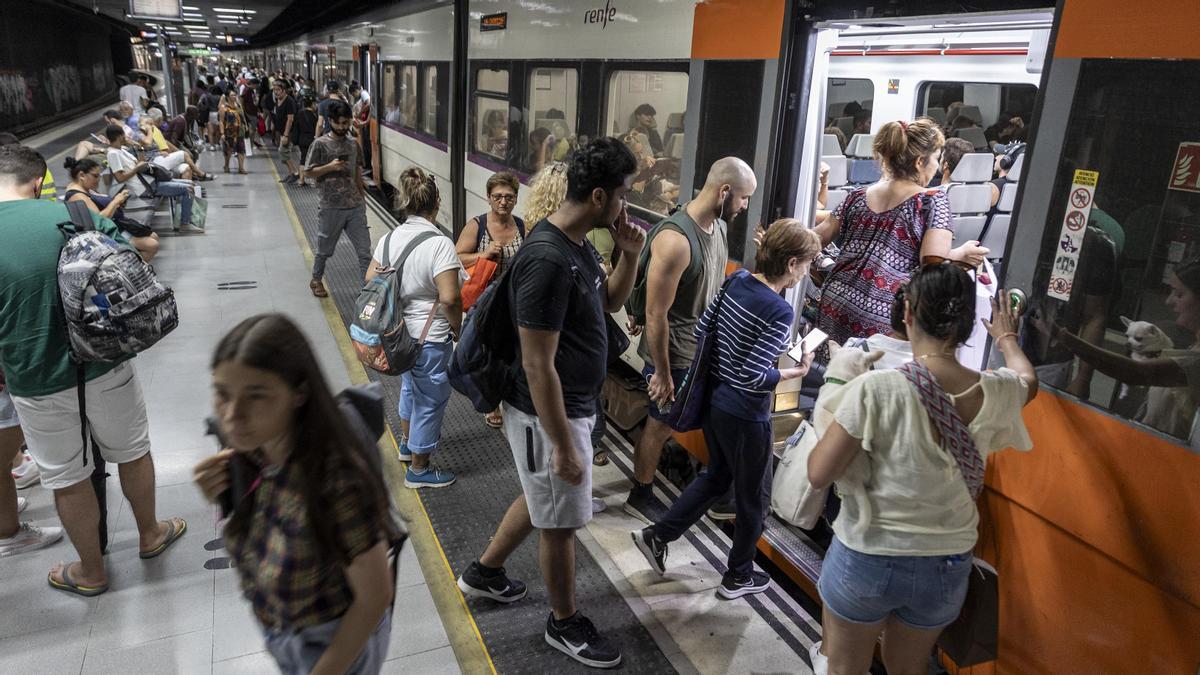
left=996, top=332, right=1019, bottom=342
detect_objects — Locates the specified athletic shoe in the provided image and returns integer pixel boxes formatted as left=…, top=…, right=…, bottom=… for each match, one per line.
left=631, top=528, right=668, bottom=575
left=809, top=641, right=829, bottom=675
left=12, top=453, right=39, bottom=489
left=544, top=612, right=621, bottom=669
left=717, top=571, right=772, bottom=599
left=0, top=523, right=64, bottom=558
left=706, top=496, right=737, bottom=522
left=17, top=497, right=27, bottom=513
left=397, top=442, right=412, bottom=462
left=622, top=485, right=666, bottom=525
left=591, top=497, right=607, bottom=514
left=457, top=561, right=527, bottom=603
left=404, top=466, right=456, bottom=489
left=181, top=223, right=206, bottom=234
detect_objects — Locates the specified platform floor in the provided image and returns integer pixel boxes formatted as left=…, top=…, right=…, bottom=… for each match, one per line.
left=2, top=111, right=822, bottom=674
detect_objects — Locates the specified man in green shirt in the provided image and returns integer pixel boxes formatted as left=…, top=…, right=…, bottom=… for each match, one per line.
left=0, top=144, right=185, bottom=596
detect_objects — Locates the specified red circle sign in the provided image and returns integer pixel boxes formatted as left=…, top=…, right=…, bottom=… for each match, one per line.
left=1065, top=210, right=1086, bottom=231
left=1071, top=188, right=1091, bottom=209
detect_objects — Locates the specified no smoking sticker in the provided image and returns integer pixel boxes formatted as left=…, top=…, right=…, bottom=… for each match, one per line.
left=1048, top=169, right=1100, bottom=302
left=1071, top=188, right=1091, bottom=209
left=1065, top=210, right=1086, bottom=231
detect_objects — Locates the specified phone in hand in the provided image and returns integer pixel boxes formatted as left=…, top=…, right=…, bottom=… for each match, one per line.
left=788, top=327, right=829, bottom=362
left=336, top=153, right=350, bottom=163
left=204, top=418, right=251, bottom=519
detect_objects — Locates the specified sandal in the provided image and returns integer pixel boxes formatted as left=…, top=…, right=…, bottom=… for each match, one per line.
left=593, top=450, right=610, bottom=466
left=237, top=169, right=248, bottom=175
left=139, top=517, right=187, bottom=559
left=47, top=562, right=109, bottom=597
left=310, top=279, right=329, bottom=298
left=484, top=411, right=503, bottom=429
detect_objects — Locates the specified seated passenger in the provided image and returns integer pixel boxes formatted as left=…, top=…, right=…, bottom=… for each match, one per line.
left=104, top=125, right=202, bottom=233
left=63, top=157, right=158, bottom=262
left=987, top=141, right=1026, bottom=212
left=138, top=115, right=210, bottom=181
left=935, top=137, right=976, bottom=187
left=851, top=109, right=872, bottom=136
left=631, top=220, right=820, bottom=598
left=630, top=103, right=664, bottom=156
left=118, top=102, right=147, bottom=146
left=807, top=264, right=1037, bottom=675
left=193, top=314, right=400, bottom=674
left=526, top=127, right=554, bottom=173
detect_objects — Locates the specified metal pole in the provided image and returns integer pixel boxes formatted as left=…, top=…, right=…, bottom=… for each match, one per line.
left=451, top=0, right=468, bottom=237
left=157, top=34, right=176, bottom=116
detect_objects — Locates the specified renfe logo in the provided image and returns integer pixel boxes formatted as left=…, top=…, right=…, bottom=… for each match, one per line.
left=584, top=0, right=617, bottom=29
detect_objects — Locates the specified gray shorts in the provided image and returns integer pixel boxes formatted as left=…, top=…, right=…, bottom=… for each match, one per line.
left=281, top=141, right=301, bottom=165
left=264, top=609, right=391, bottom=675
left=0, top=387, right=18, bottom=429
left=502, top=404, right=595, bottom=530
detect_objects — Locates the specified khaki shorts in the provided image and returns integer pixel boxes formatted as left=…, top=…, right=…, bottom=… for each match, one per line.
left=11, top=362, right=151, bottom=490
left=502, top=404, right=595, bottom=530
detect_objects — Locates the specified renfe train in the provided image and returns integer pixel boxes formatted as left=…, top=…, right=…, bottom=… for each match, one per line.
left=232, top=1, right=1200, bottom=672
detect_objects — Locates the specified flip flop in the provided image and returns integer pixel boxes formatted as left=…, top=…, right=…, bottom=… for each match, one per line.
left=139, top=517, right=187, bottom=559
left=593, top=451, right=610, bottom=467
left=47, top=563, right=109, bottom=597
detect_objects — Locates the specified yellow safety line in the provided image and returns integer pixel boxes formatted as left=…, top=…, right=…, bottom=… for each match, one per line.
left=269, top=158, right=498, bottom=675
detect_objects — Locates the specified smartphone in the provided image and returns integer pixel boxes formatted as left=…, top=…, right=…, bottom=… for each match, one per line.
left=788, top=328, right=829, bottom=362
left=336, top=153, right=350, bottom=163
left=204, top=418, right=251, bottom=519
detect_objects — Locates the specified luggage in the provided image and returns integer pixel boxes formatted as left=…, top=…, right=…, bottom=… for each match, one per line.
left=350, top=230, right=438, bottom=375
left=770, top=421, right=828, bottom=528
left=447, top=263, right=517, bottom=413
left=601, top=369, right=648, bottom=432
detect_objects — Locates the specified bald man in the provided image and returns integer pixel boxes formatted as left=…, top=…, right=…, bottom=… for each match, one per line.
left=624, top=157, right=757, bottom=523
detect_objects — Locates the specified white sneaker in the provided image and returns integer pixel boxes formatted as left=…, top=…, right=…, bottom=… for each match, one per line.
left=591, top=497, right=607, bottom=514
left=0, top=523, right=64, bottom=558
left=12, top=453, right=40, bottom=489
left=17, top=497, right=27, bottom=513
left=809, top=641, right=828, bottom=675
left=181, top=223, right=206, bottom=234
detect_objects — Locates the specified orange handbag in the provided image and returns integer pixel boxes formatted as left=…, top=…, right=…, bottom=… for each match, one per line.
left=461, top=257, right=498, bottom=310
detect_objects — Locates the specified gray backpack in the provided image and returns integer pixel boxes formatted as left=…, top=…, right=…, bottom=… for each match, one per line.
left=57, top=201, right=178, bottom=362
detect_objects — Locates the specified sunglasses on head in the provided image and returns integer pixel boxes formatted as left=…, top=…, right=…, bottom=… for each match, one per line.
left=919, top=255, right=976, bottom=272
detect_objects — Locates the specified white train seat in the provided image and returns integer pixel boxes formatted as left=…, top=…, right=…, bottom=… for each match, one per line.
left=823, top=155, right=848, bottom=188
left=948, top=184, right=993, bottom=214
left=822, top=133, right=844, bottom=156
left=998, top=182, right=1019, bottom=212
left=824, top=188, right=849, bottom=212
left=950, top=153, right=994, bottom=183
left=1007, top=153, right=1025, bottom=181
left=957, top=105, right=983, bottom=124
left=925, top=107, right=946, bottom=124
left=980, top=215, right=1011, bottom=255
left=953, top=215, right=988, bottom=246
left=956, top=127, right=989, bottom=151
left=844, top=133, right=881, bottom=184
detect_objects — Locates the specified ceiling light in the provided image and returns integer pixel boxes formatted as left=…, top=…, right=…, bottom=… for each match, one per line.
left=183, top=12, right=203, bottom=18
left=212, top=8, right=257, bottom=13
left=217, top=20, right=240, bottom=24
left=182, top=5, right=199, bottom=9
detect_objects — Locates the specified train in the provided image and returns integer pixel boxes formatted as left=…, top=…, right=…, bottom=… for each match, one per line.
left=229, top=1, right=1200, bottom=672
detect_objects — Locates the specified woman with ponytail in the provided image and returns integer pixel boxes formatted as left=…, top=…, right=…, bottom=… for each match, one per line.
left=366, top=167, right=463, bottom=489
left=813, top=117, right=988, bottom=346
left=806, top=264, right=1038, bottom=674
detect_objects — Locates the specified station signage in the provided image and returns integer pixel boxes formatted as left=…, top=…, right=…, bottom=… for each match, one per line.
left=1168, top=142, right=1200, bottom=193
left=481, top=12, right=507, bottom=32
left=1048, top=169, right=1099, bottom=302
left=128, top=0, right=182, bottom=22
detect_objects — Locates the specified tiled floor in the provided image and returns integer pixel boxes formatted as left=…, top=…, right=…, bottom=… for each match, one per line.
left=2, top=129, right=460, bottom=675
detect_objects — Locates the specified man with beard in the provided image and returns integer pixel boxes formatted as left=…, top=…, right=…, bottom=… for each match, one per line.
left=623, top=157, right=757, bottom=523
left=305, top=99, right=370, bottom=298
left=456, top=138, right=644, bottom=668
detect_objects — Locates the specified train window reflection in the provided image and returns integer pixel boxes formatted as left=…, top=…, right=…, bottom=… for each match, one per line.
left=477, top=68, right=509, bottom=95
left=475, top=96, right=508, bottom=161
left=422, top=65, right=439, bottom=137
left=825, top=78, right=873, bottom=148
left=526, top=68, right=578, bottom=173
left=918, top=81, right=1036, bottom=151
left=605, top=70, right=687, bottom=217
left=397, top=65, right=418, bottom=129
left=1023, top=59, right=1200, bottom=449
left=382, top=64, right=399, bottom=125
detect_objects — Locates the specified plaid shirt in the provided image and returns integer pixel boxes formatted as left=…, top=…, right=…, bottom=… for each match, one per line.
left=224, top=455, right=384, bottom=631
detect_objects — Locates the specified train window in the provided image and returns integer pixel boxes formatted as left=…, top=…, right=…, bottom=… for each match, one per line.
left=474, top=67, right=510, bottom=162
left=918, top=82, right=1037, bottom=150
left=422, top=65, right=439, bottom=137
left=604, top=70, right=688, bottom=217
left=1023, top=59, right=1200, bottom=448
left=381, top=64, right=400, bottom=125
left=477, top=68, right=509, bottom=95
left=825, top=78, right=874, bottom=146
left=396, top=65, right=418, bottom=129
left=526, top=68, right=579, bottom=173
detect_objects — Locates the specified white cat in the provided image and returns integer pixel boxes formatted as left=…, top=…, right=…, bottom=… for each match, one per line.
left=812, top=342, right=883, bottom=536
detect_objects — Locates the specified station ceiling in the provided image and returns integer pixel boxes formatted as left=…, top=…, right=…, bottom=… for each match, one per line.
left=65, top=0, right=292, bottom=44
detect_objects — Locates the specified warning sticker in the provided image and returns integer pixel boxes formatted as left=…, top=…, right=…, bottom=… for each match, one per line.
left=1168, top=142, right=1200, bottom=193
left=1048, top=169, right=1099, bottom=301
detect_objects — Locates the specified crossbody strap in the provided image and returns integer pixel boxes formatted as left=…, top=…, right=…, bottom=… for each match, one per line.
left=389, top=230, right=443, bottom=337
left=897, top=360, right=986, bottom=499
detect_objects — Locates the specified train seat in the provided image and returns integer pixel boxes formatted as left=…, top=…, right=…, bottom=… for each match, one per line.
left=666, top=134, right=684, bottom=160
left=845, top=133, right=880, bottom=184
left=845, top=133, right=874, bottom=158
left=947, top=184, right=993, bottom=214
left=835, top=116, right=855, bottom=138
left=827, top=101, right=848, bottom=122
left=1007, top=153, right=1025, bottom=180
left=950, top=153, right=994, bottom=183
left=926, top=107, right=946, bottom=124
left=860, top=99, right=872, bottom=110
left=957, top=104, right=983, bottom=124
left=825, top=188, right=849, bottom=212
left=980, top=214, right=1010, bottom=255
left=998, top=182, right=1019, bottom=212
left=823, top=155, right=848, bottom=188
left=952, top=215, right=988, bottom=247
left=822, top=133, right=844, bottom=156
left=664, top=112, right=685, bottom=147
left=956, top=127, right=989, bottom=151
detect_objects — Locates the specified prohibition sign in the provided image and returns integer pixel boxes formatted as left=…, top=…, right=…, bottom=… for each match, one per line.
left=1071, top=187, right=1092, bottom=209
left=1065, top=210, right=1086, bottom=231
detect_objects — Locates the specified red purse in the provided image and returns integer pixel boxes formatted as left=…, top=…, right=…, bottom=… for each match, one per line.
left=461, top=257, right=497, bottom=310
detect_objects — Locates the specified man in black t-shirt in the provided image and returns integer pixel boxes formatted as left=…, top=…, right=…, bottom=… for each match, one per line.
left=315, top=81, right=347, bottom=137
left=456, top=138, right=644, bottom=669
left=271, top=81, right=300, bottom=183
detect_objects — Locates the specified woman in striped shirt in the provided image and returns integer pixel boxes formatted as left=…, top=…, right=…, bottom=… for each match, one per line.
left=632, top=219, right=821, bottom=599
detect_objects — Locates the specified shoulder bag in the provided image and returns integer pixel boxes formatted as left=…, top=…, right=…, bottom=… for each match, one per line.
left=663, top=275, right=735, bottom=432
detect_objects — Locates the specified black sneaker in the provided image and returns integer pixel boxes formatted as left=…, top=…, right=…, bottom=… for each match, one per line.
left=457, top=561, right=527, bottom=604
left=622, top=484, right=666, bottom=525
left=706, top=496, right=737, bottom=522
left=630, top=528, right=668, bottom=575
left=717, top=571, right=772, bottom=600
left=544, top=612, right=621, bottom=669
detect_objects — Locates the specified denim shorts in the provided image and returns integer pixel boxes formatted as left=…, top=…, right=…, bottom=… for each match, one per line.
left=817, top=537, right=973, bottom=630
left=641, top=364, right=690, bottom=422
left=0, top=386, right=19, bottom=429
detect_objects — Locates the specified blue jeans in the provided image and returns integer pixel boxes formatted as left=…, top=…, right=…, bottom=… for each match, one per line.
left=156, top=180, right=194, bottom=225
left=650, top=406, right=773, bottom=579
left=398, top=340, right=453, bottom=455
left=817, top=537, right=973, bottom=630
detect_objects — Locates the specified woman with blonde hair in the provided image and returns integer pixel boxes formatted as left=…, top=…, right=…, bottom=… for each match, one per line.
left=523, top=161, right=568, bottom=225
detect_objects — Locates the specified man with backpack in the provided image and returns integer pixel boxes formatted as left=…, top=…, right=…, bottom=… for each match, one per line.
left=623, top=157, right=757, bottom=524
left=0, top=144, right=185, bottom=596
left=455, top=138, right=644, bottom=668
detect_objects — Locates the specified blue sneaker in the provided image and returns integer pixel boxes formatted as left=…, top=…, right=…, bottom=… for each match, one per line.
left=405, top=466, right=456, bottom=489
left=397, top=443, right=412, bottom=462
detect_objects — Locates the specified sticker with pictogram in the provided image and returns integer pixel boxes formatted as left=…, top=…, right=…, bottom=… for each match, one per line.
left=1168, top=142, right=1200, bottom=193
left=1048, top=169, right=1099, bottom=301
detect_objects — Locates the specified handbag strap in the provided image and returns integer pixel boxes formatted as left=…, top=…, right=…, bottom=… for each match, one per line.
left=897, top=360, right=986, bottom=499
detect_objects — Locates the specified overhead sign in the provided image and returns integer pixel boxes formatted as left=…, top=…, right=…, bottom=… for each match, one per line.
left=128, top=0, right=182, bottom=22
left=481, top=12, right=508, bottom=32
left=1168, top=142, right=1200, bottom=193
left=1048, top=169, right=1099, bottom=302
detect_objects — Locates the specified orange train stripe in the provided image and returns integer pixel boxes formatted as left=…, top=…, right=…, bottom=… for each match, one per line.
left=1056, top=0, right=1200, bottom=59
left=691, top=0, right=786, bottom=60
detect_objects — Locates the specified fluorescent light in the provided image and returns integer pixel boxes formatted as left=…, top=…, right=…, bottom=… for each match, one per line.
left=212, top=8, right=257, bottom=13
left=217, top=20, right=240, bottom=24
left=182, top=5, right=199, bottom=9
left=183, top=12, right=203, bottom=18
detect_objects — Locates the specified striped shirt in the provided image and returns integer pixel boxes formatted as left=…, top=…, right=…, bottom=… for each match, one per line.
left=698, top=269, right=794, bottom=422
